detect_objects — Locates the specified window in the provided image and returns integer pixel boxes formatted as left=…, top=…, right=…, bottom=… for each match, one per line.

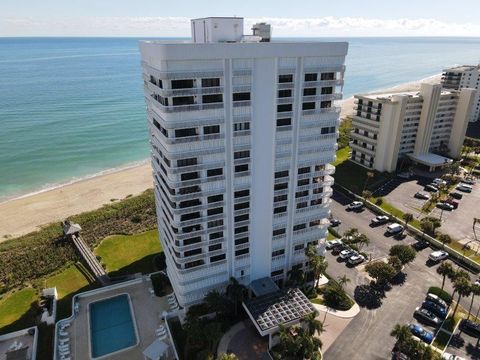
left=183, top=236, right=201, bottom=246
left=179, top=185, right=200, bottom=195
left=274, top=194, right=288, bottom=202
left=273, top=228, right=286, bottom=236
left=315, top=164, right=325, bottom=171
left=175, top=128, right=197, bottom=138
left=321, top=72, right=335, bottom=80
left=278, top=89, right=292, bottom=98
left=209, top=232, right=223, bottom=240
left=177, top=158, right=197, bottom=167
left=278, top=74, right=293, bottom=83
left=275, top=170, right=289, bottom=179
left=184, top=248, right=202, bottom=257
left=320, top=101, right=332, bottom=109
left=296, top=202, right=307, bottom=209
left=274, top=206, right=287, bottom=214
left=235, top=248, right=249, bottom=256
left=233, top=122, right=250, bottom=131
left=298, top=167, right=310, bottom=174
left=235, top=237, right=249, bottom=245
left=293, top=223, right=306, bottom=231
left=203, top=94, right=223, bottom=103
left=208, top=219, right=223, bottom=228
left=235, top=214, right=249, bottom=222
left=202, top=78, right=220, bottom=87
left=210, top=254, right=226, bottom=262
left=209, top=244, right=222, bottom=252
left=277, top=118, right=291, bottom=127
left=277, top=104, right=292, bottom=112
left=271, top=270, right=283, bottom=276
left=208, top=194, right=223, bottom=203
left=185, top=260, right=204, bottom=269
left=208, top=207, right=223, bottom=216
left=235, top=164, right=248, bottom=173
left=179, top=199, right=201, bottom=208
left=233, top=92, right=250, bottom=101
left=305, top=73, right=318, bottom=81
left=204, top=125, right=220, bottom=134
left=272, top=249, right=285, bottom=257
left=296, top=190, right=308, bottom=198
left=298, top=179, right=309, bottom=186
left=235, top=226, right=248, bottom=234
left=274, top=183, right=288, bottom=191
left=302, top=102, right=315, bottom=110
left=171, top=79, right=194, bottom=89
left=172, top=96, right=195, bottom=106
left=321, top=126, right=336, bottom=134
left=181, top=212, right=200, bottom=221
left=207, top=168, right=223, bottom=177
left=234, top=202, right=249, bottom=211
left=181, top=172, right=199, bottom=181
left=303, top=88, right=316, bottom=96
left=294, top=244, right=304, bottom=251
left=234, top=189, right=249, bottom=198
left=234, top=150, right=250, bottom=159
left=321, top=87, right=333, bottom=94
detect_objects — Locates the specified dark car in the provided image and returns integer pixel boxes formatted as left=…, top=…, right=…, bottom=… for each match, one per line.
left=450, top=192, right=463, bottom=200
left=414, top=307, right=441, bottom=327
left=445, top=198, right=459, bottom=209
left=409, top=324, right=434, bottom=344
left=425, top=184, right=439, bottom=192
left=412, top=240, right=429, bottom=251
left=422, top=300, right=447, bottom=319
left=459, top=319, right=480, bottom=338
left=330, top=218, right=341, bottom=227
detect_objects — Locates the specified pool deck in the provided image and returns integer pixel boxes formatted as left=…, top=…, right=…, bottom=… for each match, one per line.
left=57, top=277, right=175, bottom=360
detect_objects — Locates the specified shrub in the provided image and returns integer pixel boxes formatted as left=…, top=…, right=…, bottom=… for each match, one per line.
left=322, top=283, right=354, bottom=310
left=375, top=197, right=383, bottom=206
left=151, top=272, right=172, bottom=297
left=428, top=286, right=453, bottom=305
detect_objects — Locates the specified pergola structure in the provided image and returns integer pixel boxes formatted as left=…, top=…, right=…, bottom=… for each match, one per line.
left=243, top=278, right=315, bottom=348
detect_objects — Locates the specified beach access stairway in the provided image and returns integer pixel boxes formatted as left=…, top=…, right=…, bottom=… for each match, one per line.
left=71, top=234, right=109, bottom=285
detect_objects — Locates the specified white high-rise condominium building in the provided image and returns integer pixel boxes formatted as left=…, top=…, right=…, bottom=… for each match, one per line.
left=442, top=64, right=480, bottom=122
left=351, top=83, right=476, bottom=173
left=140, top=17, right=348, bottom=307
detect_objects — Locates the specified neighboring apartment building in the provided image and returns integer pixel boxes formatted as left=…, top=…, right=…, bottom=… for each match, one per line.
left=140, top=17, right=348, bottom=307
left=350, top=83, right=476, bottom=173
left=442, top=64, right=480, bottom=122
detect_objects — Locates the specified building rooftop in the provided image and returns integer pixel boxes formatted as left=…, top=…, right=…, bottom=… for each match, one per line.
left=356, top=89, right=455, bottom=102
left=243, top=288, right=315, bottom=336
left=408, top=153, right=453, bottom=167
left=444, top=64, right=480, bottom=72
left=0, top=327, right=37, bottom=360
left=249, top=277, right=280, bottom=297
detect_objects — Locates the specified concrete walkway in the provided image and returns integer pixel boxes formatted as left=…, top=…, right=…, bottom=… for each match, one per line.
left=217, top=321, right=246, bottom=355
left=313, top=302, right=361, bottom=319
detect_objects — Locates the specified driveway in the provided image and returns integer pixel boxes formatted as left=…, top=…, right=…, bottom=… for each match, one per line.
left=324, top=191, right=480, bottom=360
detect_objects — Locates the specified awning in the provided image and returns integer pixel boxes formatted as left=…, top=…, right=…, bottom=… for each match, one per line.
left=408, top=153, right=453, bottom=167
left=143, top=339, right=169, bottom=360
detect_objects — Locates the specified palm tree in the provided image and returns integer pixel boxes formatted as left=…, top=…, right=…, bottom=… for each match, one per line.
left=355, top=234, right=370, bottom=250
left=287, top=267, right=305, bottom=287
left=402, top=213, right=414, bottom=231
left=390, top=324, right=411, bottom=348
left=337, top=274, right=351, bottom=290
left=204, top=290, right=227, bottom=316
left=437, top=261, right=454, bottom=290
left=438, top=234, right=452, bottom=249
left=226, top=277, right=247, bottom=317
left=362, top=190, right=372, bottom=203
left=301, top=310, right=324, bottom=337
left=452, top=277, right=472, bottom=318
left=468, top=284, right=480, bottom=320
left=309, top=255, right=328, bottom=288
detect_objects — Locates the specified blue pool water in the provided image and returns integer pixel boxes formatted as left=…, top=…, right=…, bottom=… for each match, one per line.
left=89, top=294, right=137, bottom=358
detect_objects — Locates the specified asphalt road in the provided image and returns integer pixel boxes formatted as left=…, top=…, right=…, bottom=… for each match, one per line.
left=323, top=191, right=480, bottom=360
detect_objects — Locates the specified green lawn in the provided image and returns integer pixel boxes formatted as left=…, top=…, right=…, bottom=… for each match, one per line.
left=327, top=232, right=337, bottom=240
left=0, top=288, right=37, bottom=331
left=94, top=229, right=162, bottom=275
left=45, top=264, right=91, bottom=299
left=332, top=146, right=351, bottom=166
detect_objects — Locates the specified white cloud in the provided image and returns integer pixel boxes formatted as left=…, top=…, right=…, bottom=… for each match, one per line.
left=1, top=16, right=480, bottom=37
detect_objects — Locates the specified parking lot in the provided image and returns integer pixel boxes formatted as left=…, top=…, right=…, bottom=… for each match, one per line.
left=324, top=191, right=480, bottom=360
left=445, top=327, right=480, bottom=359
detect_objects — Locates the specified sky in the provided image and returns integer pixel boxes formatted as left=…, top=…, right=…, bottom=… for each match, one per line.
left=1, top=0, right=480, bottom=37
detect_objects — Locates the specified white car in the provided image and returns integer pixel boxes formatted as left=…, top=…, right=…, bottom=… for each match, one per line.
left=326, top=239, right=343, bottom=250
left=429, top=250, right=448, bottom=262
left=463, top=178, right=476, bottom=185
left=426, top=293, right=447, bottom=309
left=457, top=184, right=473, bottom=193
left=387, top=223, right=404, bottom=234
left=348, top=254, right=365, bottom=265
left=339, top=248, right=356, bottom=259
left=442, top=352, right=466, bottom=360
left=371, top=215, right=389, bottom=226
left=432, top=178, right=447, bottom=186
left=346, top=201, right=364, bottom=211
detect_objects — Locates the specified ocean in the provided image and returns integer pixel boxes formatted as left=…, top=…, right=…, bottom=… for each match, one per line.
left=0, top=37, right=479, bottom=201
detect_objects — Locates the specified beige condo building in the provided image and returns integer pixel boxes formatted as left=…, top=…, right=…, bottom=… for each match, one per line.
left=350, top=83, right=476, bottom=173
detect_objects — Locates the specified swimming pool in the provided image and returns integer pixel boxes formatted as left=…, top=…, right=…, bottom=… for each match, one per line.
left=89, top=294, right=138, bottom=358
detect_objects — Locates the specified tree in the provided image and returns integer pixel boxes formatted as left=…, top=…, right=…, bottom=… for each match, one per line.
left=420, top=219, right=435, bottom=237
left=344, top=228, right=359, bottom=239
left=362, top=190, right=372, bottom=203
left=301, top=310, right=324, bottom=337
left=337, top=274, right=351, bottom=290
left=226, top=277, right=247, bottom=317
left=452, top=277, right=471, bottom=318
left=438, top=234, right=452, bottom=249
left=390, top=324, right=411, bottom=349
left=467, top=284, right=480, bottom=320
left=204, top=290, right=229, bottom=317
left=287, top=267, right=305, bottom=287
left=355, top=234, right=370, bottom=250
left=389, top=244, right=416, bottom=265
left=309, top=255, right=328, bottom=288
left=388, top=256, right=403, bottom=273
left=436, top=261, right=454, bottom=290
left=365, top=261, right=396, bottom=287
left=402, top=213, right=414, bottom=230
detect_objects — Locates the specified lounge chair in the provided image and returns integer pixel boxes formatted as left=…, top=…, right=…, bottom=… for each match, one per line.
left=59, top=350, right=70, bottom=357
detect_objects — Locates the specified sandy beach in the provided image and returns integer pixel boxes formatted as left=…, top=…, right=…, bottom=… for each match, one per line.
left=0, top=74, right=443, bottom=240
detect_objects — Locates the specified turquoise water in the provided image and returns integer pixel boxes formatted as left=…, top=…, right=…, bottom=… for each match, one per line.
left=1, top=37, right=480, bottom=200
left=89, top=294, right=137, bottom=358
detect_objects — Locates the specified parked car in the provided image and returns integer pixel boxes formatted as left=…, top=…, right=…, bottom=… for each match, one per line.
left=444, top=198, right=459, bottom=209
left=432, top=178, right=447, bottom=186
left=326, top=239, right=343, bottom=250
left=475, top=277, right=480, bottom=286
left=437, top=202, right=454, bottom=211
left=425, top=184, right=439, bottom=192
left=459, top=319, right=480, bottom=338
left=457, top=184, right=473, bottom=193
left=330, top=218, right=341, bottom=227
left=348, top=254, right=365, bottom=265
left=391, top=345, right=409, bottom=360
left=414, top=192, right=431, bottom=200
left=346, top=201, right=364, bottom=211
left=429, top=250, right=448, bottom=263
left=409, top=324, right=434, bottom=344
left=426, top=293, right=447, bottom=309
left=463, top=178, right=476, bottom=185
left=449, top=192, right=463, bottom=200
left=331, top=243, right=349, bottom=255
left=339, top=248, right=357, bottom=260
left=442, top=352, right=466, bottom=360
left=387, top=223, right=404, bottom=234
left=422, top=300, right=447, bottom=319
left=371, top=215, right=389, bottom=226
left=412, top=240, right=430, bottom=251
left=414, top=307, right=441, bottom=327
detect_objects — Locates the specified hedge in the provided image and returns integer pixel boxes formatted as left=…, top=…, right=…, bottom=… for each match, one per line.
left=428, top=286, right=453, bottom=305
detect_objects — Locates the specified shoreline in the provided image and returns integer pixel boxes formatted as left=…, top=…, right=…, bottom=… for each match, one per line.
left=0, top=73, right=443, bottom=240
